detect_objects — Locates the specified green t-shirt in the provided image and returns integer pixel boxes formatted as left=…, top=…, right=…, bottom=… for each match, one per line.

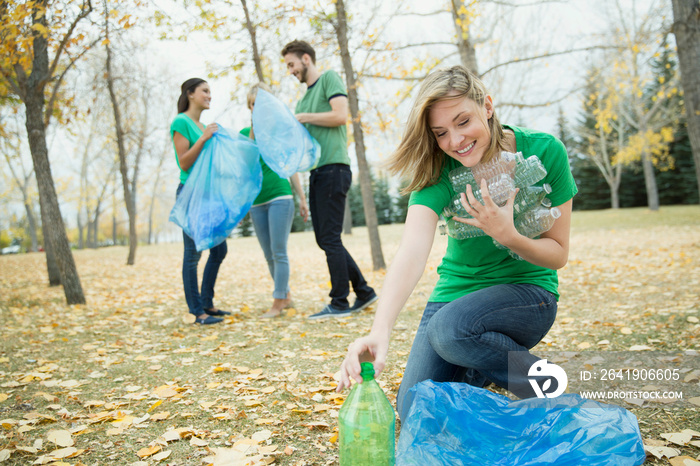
left=170, top=113, right=203, bottom=184
left=408, top=125, right=578, bottom=302
left=240, top=127, right=293, bottom=205
left=295, top=70, right=350, bottom=168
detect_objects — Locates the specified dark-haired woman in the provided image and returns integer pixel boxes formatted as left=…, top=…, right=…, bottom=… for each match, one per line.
left=171, top=78, right=231, bottom=325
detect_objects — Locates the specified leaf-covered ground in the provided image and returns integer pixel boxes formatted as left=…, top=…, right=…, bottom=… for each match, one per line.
left=0, top=206, right=698, bottom=465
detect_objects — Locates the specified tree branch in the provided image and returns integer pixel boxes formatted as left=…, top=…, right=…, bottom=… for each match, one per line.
left=487, top=0, right=566, bottom=6
left=44, top=37, right=100, bottom=128
left=497, top=85, right=584, bottom=109
left=1, top=65, right=24, bottom=98
left=365, top=41, right=457, bottom=52
left=480, top=45, right=623, bottom=77
left=47, top=0, right=93, bottom=81
left=359, top=52, right=458, bottom=81
left=392, top=9, right=449, bottom=17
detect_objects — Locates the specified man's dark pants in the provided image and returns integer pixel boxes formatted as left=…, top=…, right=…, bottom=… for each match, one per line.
left=308, top=163, right=374, bottom=309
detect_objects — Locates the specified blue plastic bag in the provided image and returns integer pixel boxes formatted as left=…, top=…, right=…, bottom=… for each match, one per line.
left=397, top=381, right=646, bottom=466
left=169, top=127, right=262, bottom=251
left=252, top=88, right=321, bottom=177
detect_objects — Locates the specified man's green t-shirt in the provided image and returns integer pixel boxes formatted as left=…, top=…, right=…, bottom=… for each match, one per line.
left=240, top=127, right=293, bottom=205
left=170, top=113, right=204, bottom=184
left=295, top=70, right=350, bottom=168
left=408, top=125, right=578, bottom=302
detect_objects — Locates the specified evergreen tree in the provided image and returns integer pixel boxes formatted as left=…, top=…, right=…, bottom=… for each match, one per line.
left=373, top=174, right=393, bottom=225
left=573, top=68, right=618, bottom=210
left=236, top=213, right=254, bottom=237
left=392, top=180, right=410, bottom=223
left=348, top=182, right=366, bottom=227
left=291, top=182, right=310, bottom=233
left=642, top=37, right=698, bottom=205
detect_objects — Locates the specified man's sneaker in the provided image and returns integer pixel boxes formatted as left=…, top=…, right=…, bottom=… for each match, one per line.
left=308, top=304, right=354, bottom=320
left=351, top=291, right=378, bottom=313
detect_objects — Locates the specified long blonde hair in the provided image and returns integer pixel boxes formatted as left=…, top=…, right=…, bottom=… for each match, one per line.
left=388, top=66, right=507, bottom=194
left=247, top=82, right=273, bottom=109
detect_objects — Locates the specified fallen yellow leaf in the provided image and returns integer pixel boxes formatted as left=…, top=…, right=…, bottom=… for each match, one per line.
left=136, top=444, right=161, bottom=458
left=147, top=400, right=163, bottom=412
left=150, top=412, right=170, bottom=421
left=152, top=450, right=172, bottom=461
left=47, top=430, right=73, bottom=447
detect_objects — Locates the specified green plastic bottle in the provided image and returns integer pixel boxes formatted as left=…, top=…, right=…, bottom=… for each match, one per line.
left=339, top=362, right=396, bottom=465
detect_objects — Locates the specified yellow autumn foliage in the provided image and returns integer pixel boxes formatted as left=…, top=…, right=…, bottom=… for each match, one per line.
left=613, top=127, right=675, bottom=168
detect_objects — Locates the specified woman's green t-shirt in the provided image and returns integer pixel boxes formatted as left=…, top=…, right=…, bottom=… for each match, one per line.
left=170, top=113, right=203, bottom=184
left=408, top=125, right=578, bottom=302
left=240, top=127, right=293, bottom=205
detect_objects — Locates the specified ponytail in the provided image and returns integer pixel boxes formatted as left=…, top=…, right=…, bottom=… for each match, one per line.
left=177, top=78, right=206, bottom=113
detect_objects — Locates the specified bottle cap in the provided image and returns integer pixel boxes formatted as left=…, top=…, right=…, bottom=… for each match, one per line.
left=360, top=362, right=375, bottom=381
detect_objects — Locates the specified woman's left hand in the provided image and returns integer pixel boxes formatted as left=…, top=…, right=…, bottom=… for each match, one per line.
left=299, top=200, right=309, bottom=222
left=454, top=178, right=519, bottom=245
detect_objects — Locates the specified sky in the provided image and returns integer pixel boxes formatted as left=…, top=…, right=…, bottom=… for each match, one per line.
left=152, top=0, right=619, bottom=135
left=1, top=0, right=670, bottom=237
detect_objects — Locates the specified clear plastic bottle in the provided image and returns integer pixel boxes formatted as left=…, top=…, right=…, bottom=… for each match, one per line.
left=471, top=151, right=518, bottom=182
left=442, top=194, right=473, bottom=218
left=439, top=218, right=486, bottom=239
left=514, top=155, right=547, bottom=188
left=515, top=206, right=561, bottom=238
left=444, top=173, right=516, bottom=218
left=492, top=206, right=561, bottom=254
left=512, top=183, right=552, bottom=214
left=448, top=166, right=477, bottom=194
left=339, top=362, right=396, bottom=466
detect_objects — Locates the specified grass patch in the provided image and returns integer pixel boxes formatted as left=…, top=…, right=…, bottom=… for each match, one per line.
left=0, top=206, right=699, bottom=464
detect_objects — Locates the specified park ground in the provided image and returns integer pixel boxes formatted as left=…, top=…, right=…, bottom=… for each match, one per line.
left=0, top=205, right=699, bottom=465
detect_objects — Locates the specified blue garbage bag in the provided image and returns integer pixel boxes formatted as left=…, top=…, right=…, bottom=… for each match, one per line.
left=252, top=88, right=321, bottom=177
left=397, top=381, right=646, bottom=466
left=169, top=126, right=262, bottom=251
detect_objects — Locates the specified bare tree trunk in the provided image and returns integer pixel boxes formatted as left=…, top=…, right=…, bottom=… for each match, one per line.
left=24, top=198, right=38, bottom=252
left=671, top=0, right=700, bottom=201
left=641, top=151, right=660, bottom=210
left=450, top=0, right=479, bottom=74
left=26, top=91, right=84, bottom=301
left=148, top=149, right=166, bottom=245
left=343, top=196, right=352, bottom=235
left=3, top=152, right=39, bottom=252
left=90, top=205, right=100, bottom=248
left=335, top=0, right=385, bottom=270
left=77, top=213, right=84, bottom=249
left=104, top=9, right=137, bottom=264
left=112, top=207, right=117, bottom=245
left=240, top=0, right=264, bottom=82
left=38, top=195, right=61, bottom=285
left=22, top=1, right=85, bottom=303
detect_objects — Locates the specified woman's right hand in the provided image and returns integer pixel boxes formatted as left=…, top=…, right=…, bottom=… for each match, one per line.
left=337, top=333, right=390, bottom=392
left=202, top=122, right=218, bottom=141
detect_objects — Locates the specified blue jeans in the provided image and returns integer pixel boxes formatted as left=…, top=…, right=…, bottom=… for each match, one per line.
left=396, top=284, right=558, bottom=422
left=177, top=184, right=228, bottom=315
left=249, top=198, right=294, bottom=299
left=309, top=164, right=374, bottom=309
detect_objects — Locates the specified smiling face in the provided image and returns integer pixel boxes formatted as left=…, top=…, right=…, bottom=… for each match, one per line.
left=284, top=53, right=309, bottom=84
left=188, top=82, right=211, bottom=110
left=428, top=92, right=494, bottom=168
